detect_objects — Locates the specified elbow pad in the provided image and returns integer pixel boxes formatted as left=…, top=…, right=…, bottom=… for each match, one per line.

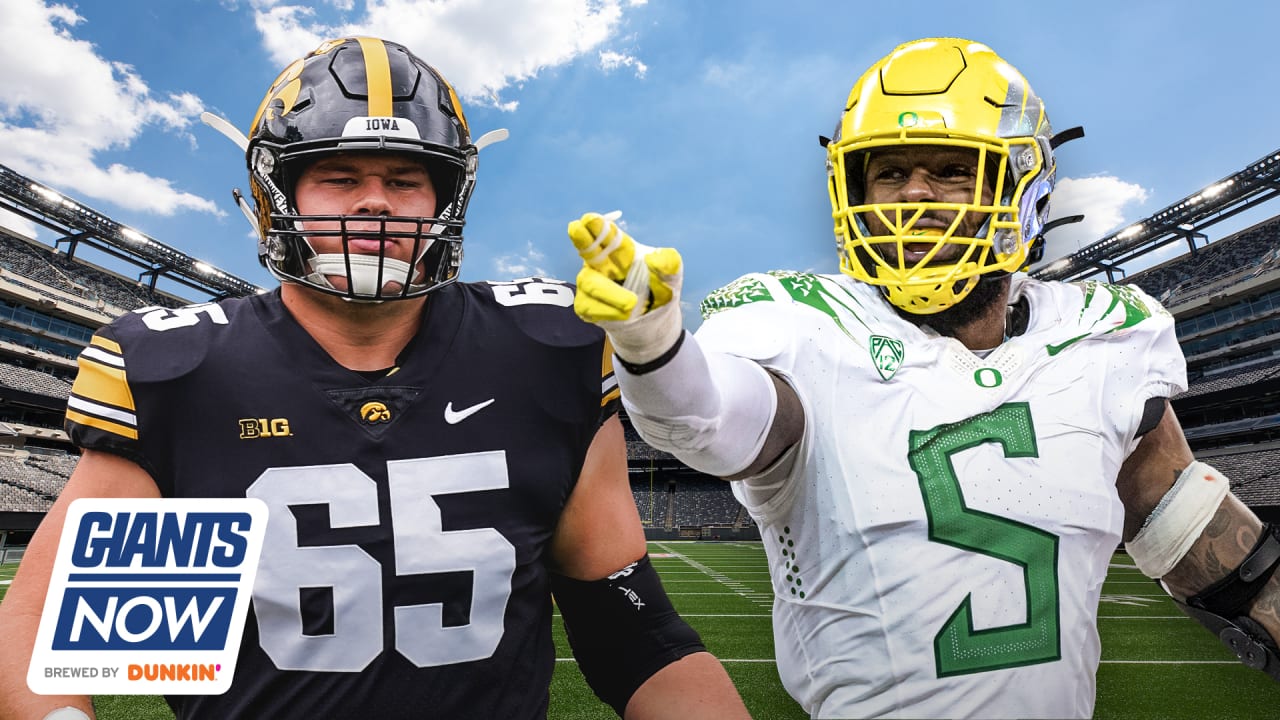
left=551, top=555, right=706, bottom=715
left=1174, top=523, right=1280, bottom=681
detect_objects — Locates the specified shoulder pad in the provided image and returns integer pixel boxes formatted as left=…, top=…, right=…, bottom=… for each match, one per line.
left=473, top=278, right=604, bottom=349
left=698, top=271, right=873, bottom=362
left=700, top=272, right=781, bottom=318
left=103, top=300, right=240, bottom=383
left=1074, top=279, right=1170, bottom=325
left=701, top=271, right=858, bottom=319
left=1021, top=278, right=1173, bottom=355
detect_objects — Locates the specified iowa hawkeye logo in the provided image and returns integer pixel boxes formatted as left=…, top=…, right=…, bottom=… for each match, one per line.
left=28, top=498, right=267, bottom=696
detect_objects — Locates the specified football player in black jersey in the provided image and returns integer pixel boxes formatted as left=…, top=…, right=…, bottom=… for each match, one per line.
left=0, top=37, right=750, bottom=720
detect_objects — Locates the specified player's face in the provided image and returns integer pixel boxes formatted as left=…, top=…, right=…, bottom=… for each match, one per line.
left=293, top=153, right=438, bottom=294
left=861, top=146, right=995, bottom=266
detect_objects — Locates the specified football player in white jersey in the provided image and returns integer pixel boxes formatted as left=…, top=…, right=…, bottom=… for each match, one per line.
left=566, top=37, right=1280, bottom=718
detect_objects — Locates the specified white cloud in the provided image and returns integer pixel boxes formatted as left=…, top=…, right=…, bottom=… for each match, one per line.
left=249, top=0, right=645, bottom=109
left=600, top=51, right=647, bottom=78
left=1038, top=175, right=1150, bottom=264
left=0, top=207, right=38, bottom=240
left=493, top=240, right=550, bottom=278
left=0, top=0, right=219, bottom=216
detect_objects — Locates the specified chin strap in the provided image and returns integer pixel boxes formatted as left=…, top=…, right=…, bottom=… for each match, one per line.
left=307, top=253, right=416, bottom=299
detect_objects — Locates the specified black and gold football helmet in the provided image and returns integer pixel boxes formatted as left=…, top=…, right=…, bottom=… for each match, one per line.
left=247, top=37, right=476, bottom=301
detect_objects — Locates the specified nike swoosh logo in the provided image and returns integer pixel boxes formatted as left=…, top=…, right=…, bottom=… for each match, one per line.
left=444, top=398, right=495, bottom=424
left=1045, top=333, right=1090, bottom=356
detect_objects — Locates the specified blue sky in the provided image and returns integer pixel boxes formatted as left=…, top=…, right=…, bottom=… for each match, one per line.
left=2, top=0, right=1278, bottom=327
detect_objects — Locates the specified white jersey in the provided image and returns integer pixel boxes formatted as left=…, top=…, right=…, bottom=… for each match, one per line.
left=695, top=272, right=1187, bottom=719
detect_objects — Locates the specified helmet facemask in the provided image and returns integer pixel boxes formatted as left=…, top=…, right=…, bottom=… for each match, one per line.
left=253, top=142, right=472, bottom=302
left=825, top=38, right=1056, bottom=315
left=246, top=37, right=477, bottom=303
left=831, top=135, right=1047, bottom=315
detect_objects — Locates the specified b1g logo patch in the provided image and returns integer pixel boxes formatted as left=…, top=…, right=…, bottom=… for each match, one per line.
left=28, top=498, right=267, bottom=696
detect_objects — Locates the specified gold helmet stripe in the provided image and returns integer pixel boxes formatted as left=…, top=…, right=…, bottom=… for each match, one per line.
left=444, top=80, right=470, bottom=137
left=355, top=36, right=394, bottom=117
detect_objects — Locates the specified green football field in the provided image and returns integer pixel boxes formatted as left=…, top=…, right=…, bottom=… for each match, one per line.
left=4, top=543, right=1278, bottom=718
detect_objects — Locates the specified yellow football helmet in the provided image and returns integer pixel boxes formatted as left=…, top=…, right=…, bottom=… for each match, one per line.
left=826, top=38, right=1055, bottom=314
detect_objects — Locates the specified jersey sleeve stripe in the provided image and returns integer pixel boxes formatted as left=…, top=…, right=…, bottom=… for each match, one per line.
left=67, top=395, right=137, bottom=427
left=90, top=335, right=123, bottom=355
left=81, top=346, right=125, bottom=368
left=65, top=407, right=138, bottom=441
left=601, top=337, right=616, bottom=376
left=602, top=385, right=621, bottom=408
left=600, top=337, right=619, bottom=407
left=70, top=354, right=135, bottom=412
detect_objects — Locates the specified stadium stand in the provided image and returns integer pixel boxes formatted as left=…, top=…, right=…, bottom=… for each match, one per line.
left=0, top=158, right=1277, bottom=547
left=1124, top=215, right=1280, bottom=522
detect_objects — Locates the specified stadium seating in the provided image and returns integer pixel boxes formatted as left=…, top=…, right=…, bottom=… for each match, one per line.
left=0, top=479, right=49, bottom=512
left=0, top=362, right=72, bottom=400
left=670, top=478, right=741, bottom=526
left=1129, top=217, right=1280, bottom=306
left=0, top=233, right=184, bottom=313
left=1182, top=356, right=1280, bottom=399
left=1209, top=448, right=1280, bottom=509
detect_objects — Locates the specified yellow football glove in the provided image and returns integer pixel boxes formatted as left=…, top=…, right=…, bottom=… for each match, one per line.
left=568, top=212, right=685, bottom=365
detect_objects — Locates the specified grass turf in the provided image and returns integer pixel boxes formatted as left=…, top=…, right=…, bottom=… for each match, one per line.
left=6, top=545, right=1278, bottom=718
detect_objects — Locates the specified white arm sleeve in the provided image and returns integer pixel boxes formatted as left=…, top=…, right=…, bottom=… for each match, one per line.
left=617, top=331, right=777, bottom=478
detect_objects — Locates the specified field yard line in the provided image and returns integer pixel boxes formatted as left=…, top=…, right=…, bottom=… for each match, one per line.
left=654, top=542, right=773, bottom=607
left=667, top=592, right=767, bottom=596
left=1099, top=660, right=1237, bottom=664
left=555, top=657, right=1236, bottom=665
left=677, top=613, right=771, bottom=617
left=555, top=657, right=777, bottom=663
left=655, top=570, right=772, bottom=575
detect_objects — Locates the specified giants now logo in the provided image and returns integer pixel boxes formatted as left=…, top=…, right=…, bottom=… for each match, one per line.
left=28, top=498, right=267, bottom=696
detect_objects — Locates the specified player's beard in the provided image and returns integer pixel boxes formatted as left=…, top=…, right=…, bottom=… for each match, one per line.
left=891, top=274, right=1012, bottom=339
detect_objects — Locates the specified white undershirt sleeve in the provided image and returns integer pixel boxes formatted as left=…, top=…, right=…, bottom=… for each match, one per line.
left=617, top=331, right=778, bottom=478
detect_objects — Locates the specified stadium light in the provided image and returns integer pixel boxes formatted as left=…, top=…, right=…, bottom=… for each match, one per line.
left=1203, top=180, right=1234, bottom=198
left=1177, top=223, right=1195, bottom=231
left=30, top=184, right=62, bottom=203
left=1117, top=224, right=1144, bottom=239
left=120, top=228, right=146, bottom=244
left=193, top=261, right=215, bottom=275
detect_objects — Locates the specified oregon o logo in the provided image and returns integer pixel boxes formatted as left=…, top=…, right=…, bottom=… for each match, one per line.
left=898, top=111, right=920, bottom=127
left=974, top=368, right=1003, bottom=388
left=360, top=402, right=392, bottom=424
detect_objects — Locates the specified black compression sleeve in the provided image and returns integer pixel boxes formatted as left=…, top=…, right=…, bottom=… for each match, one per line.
left=551, top=555, right=707, bottom=715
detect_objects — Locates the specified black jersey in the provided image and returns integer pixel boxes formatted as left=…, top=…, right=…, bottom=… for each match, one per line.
left=65, top=278, right=620, bottom=720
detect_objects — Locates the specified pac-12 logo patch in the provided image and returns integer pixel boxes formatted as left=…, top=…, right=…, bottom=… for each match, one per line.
left=869, top=335, right=904, bottom=381
left=28, top=498, right=267, bottom=696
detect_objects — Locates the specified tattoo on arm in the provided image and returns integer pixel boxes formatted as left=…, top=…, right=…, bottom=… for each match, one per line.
left=1163, top=497, right=1258, bottom=599
left=1163, top=494, right=1280, bottom=643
